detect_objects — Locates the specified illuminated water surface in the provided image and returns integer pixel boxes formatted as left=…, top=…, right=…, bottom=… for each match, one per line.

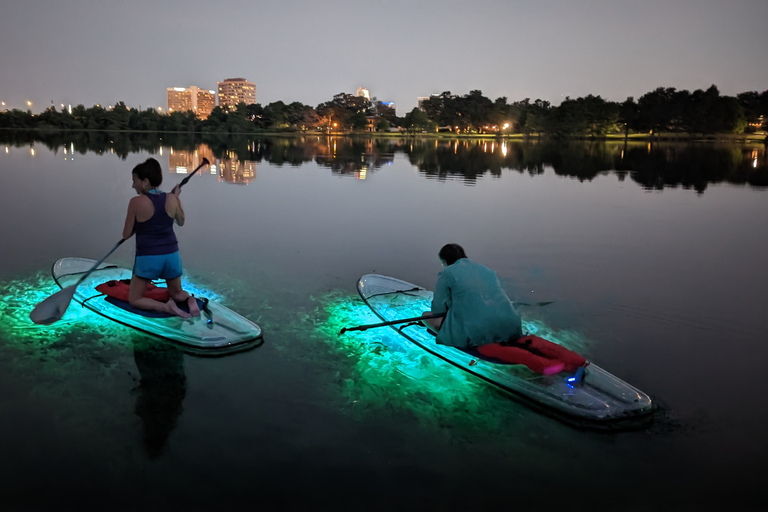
left=1, top=137, right=766, bottom=510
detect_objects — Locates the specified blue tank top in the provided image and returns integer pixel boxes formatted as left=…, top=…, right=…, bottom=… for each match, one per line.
left=134, top=192, right=179, bottom=256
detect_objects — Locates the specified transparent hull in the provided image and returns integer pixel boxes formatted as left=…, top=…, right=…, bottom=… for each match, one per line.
left=53, top=258, right=262, bottom=354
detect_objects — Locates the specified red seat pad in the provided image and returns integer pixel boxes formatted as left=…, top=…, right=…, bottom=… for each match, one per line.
left=477, top=335, right=586, bottom=373
left=95, top=279, right=171, bottom=302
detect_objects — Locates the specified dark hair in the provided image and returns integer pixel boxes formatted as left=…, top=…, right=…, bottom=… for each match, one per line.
left=438, top=243, right=467, bottom=266
left=132, top=158, right=163, bottom=187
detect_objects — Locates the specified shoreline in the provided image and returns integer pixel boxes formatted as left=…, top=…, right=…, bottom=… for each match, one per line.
left=1, top=126, right=766, bottom=144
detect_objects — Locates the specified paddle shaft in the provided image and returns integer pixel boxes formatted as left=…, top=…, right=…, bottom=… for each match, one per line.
left=75, top=238, right=126, bottom=287
left=513, top=300, right=555, bottom=307
left=340, top=312, right=445, bottom=334
left=177, top=157, right=210, bottom=189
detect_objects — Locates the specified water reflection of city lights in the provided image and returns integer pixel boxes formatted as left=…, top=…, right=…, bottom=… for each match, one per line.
left=501, top=142, right=507, bottom=157
left=754, top=159, right=758, bottom=168
left=5, top=147, right=8, bottom=154
left=30, top=148, right=35, bottom=156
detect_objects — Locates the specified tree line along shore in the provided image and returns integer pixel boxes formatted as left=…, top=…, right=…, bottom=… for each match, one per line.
left=2, top=86, right=766, bottom=140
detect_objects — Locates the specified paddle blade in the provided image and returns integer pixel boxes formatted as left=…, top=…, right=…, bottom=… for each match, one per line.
left=29, top=285, right=77, bottom=325
left=514, top=300, right=555, bottom=307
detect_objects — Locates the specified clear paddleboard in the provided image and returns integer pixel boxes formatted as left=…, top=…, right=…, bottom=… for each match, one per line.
left=52, top=258, right=262, bottom=355
left=358, top=274, right=653, bottom=427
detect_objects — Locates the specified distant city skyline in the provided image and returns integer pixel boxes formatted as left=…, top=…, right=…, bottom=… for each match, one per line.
left=1, top=1, right=767, bottom=115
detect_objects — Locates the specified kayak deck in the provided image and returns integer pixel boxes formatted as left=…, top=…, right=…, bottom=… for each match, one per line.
left=53, top=258, right=262, bottom=354
left=358, top=274, right=653, bottom=426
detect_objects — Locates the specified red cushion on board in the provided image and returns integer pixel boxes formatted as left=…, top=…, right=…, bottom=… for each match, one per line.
left=95, top=279, right=171, bottom=302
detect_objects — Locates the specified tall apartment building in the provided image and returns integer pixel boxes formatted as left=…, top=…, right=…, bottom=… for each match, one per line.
left=356, top=87, right=370, bottom=100
left=166, top=86, right=216, bottom=119
left=217, top=78, right=256, bottom=112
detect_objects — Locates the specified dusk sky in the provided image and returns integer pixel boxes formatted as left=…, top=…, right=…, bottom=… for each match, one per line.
left=2, top=0, right=767, bottom=115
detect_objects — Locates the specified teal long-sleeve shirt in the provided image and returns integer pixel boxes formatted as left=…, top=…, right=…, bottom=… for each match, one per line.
left=430, top=258, right=523, bottom=348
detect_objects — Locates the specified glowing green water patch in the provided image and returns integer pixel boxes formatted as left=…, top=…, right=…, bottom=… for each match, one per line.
left=309, top=291, right=531, bottom=433
left=0, top=272, right=147, bottom=387
left=0, top=271, right=233, bottom=377
left=0, top=272, right=132, bottom=347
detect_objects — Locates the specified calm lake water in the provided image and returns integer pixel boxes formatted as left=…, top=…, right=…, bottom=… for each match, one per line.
left=1, top=135, right=766, bottom=511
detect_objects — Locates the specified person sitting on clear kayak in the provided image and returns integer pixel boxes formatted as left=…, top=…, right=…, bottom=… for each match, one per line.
left=422, top=243, right=586, bottom=377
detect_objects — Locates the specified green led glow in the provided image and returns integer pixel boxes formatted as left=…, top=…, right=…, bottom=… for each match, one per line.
left=0, top=272, right=147, bottom=384
left=0, top=272, right=133, bottom=345
left=307, top=291, right=593, bottom=432
left=0, top=271, right=233, bottom=373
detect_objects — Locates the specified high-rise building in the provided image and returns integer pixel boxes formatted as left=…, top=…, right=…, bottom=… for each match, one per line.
left=356, top=87, right=370, bottom=100
left=167, top=87, right=192, bottom=114
left=166, top=86, right=216, bottom=119
left=195, top=89, right=216, bottom=119
left=217, top=78, right=256, bottom=112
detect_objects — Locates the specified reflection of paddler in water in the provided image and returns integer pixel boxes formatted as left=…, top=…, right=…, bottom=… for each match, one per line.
left=132, top=342, right=186, bottom=459
left=422, top=243, right=587, bottom=378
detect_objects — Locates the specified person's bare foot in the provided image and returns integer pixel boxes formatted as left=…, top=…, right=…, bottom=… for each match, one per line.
left=165, top=299, right=190, bottom=318
left=188, top=296, right=200, bottom=317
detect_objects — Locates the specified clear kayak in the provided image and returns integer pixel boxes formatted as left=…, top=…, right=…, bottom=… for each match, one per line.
left=52, top=258, right=263, bottom=355
left=358, top=274, right=653, bottom=427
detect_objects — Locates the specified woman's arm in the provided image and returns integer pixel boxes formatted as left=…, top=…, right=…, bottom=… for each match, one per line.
left=169, top=190, right=185, bottom=226
left=431, top=271, right=453, bottom=314
left=122, top=198, right=136, bottom=239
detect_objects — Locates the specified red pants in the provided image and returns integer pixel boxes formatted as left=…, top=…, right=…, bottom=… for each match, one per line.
left=477, top=335, right=586, bottom=375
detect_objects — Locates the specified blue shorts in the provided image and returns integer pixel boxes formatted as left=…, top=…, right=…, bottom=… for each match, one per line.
left=133, top=252, right=183, bottom=280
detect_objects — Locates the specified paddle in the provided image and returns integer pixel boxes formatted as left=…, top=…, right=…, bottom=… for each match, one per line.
left=174, top=157, right=210, bottom=191
left=30, top=158, right=212, bottom=325
left=30, top=238, right=126, bottom=324
left=513, top=300, right=555, bottom=307
left=339, top=312, right=445, bottom=335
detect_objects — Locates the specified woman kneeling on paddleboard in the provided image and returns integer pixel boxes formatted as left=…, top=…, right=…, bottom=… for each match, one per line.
left=122, top=158, right=199, bottom=318
left=422, top=243, right=585, bottom=376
